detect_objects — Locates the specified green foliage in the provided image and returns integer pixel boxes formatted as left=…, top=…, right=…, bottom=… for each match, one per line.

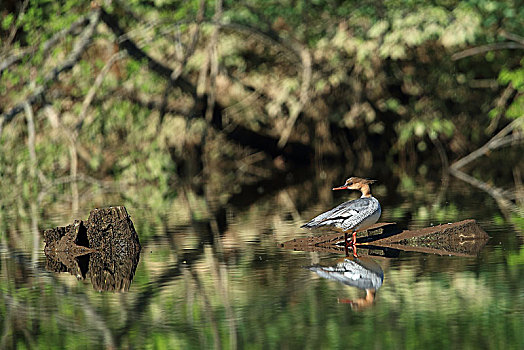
left=491, top=58, right=524, bottom=120
left=499, top=60, right=524, bottom=90
left=1, top=0, right=522, bottom=208
left=1, top=12, right=14, bottom=29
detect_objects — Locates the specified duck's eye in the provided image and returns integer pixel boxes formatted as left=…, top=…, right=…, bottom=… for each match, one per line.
left=347, top=181, right=353, bottom=186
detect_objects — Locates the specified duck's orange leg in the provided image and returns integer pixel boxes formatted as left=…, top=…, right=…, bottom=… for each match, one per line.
left=343, top=230, right=358, bottom=257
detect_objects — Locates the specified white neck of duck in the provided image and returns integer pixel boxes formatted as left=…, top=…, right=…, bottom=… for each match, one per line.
left=360, top=184, right=372, bottom=198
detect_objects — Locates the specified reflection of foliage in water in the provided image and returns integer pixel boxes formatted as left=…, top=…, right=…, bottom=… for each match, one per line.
left=0, top=172, right=523, bottom=348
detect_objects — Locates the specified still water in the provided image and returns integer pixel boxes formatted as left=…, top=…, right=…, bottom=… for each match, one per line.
left=1, top=171, right=522, bottom=349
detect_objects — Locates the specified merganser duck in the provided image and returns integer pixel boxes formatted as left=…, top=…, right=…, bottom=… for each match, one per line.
left=301, top=177, right=381, bottom=248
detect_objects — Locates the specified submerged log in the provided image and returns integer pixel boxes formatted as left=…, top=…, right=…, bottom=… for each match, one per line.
left=44, top=206, right=141, bottom=292
left=281, top=219, right=489, bottom=257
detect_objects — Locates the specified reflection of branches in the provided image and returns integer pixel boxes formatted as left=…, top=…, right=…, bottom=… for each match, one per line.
left=30, top=202, right=40, bottom=267
left=190, top=269, right=223, bottom=350
left=0, top=245, right=116, bottom=347
left=0, top=298, right=36, bottom=349
left=0, top=302, right=13, bottom=349
left=80, top=294, right=116, bottom=349
left=113, top=242, right=209, bottom=345
left=431, top=137, right=449, bottom=209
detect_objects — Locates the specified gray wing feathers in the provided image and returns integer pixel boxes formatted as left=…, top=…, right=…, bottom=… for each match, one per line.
left=301, top=197, right=375, bottom=229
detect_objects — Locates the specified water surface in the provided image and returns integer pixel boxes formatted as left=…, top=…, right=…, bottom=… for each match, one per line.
left=1, top=174, right=522, bottom=349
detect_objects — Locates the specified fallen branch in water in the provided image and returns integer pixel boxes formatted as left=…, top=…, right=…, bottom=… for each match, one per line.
left=281, top=220, right=489, bottom=257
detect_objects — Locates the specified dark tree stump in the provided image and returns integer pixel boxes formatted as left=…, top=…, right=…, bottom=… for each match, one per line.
left=44, top=220, right=91, bottom=253
left=43, top=206, right=141, bottom=292
left=86, top=206, right=141, bottom=255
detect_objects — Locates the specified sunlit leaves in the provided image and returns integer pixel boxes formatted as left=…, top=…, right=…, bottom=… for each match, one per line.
left=1, top=13, right=14, bottom=30
left=494, top=60, right=524, bottom=119
left=499, top=62, right=524, bottom=90
left=440, top=6, right=481, bottom=47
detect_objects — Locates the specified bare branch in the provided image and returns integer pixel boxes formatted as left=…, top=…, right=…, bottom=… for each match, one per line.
left=212, top=14, right=312, bottom=148
left=37, top=173, right=116, bottom=204
left=499, top=30, right=524, bottom=46
left=23, top=103, right=37, bottom=179
left=1, top=0, right=29, bottom=53
left=0, top=10, right=101, bottom=130
left=99, top=8, right=197, bottom=98
left=487, top=84, right=517, bottom=133
left=451, top=117, right=523, bottom=170
left=278, top=47, right=312, bottom=148
left=205, top=0, right=222, bottom=122
left=450, top=117, right=523, bottom=214
left=76, top=51, right=125, bottom=131
left=118, top=88, right=190, bottom=116
left=0, top=14, right=90, bottom=74
left=159, top=0, right=205, bottom=127
left=450, top=167, right=520, bottom=213
left=452, top=42, right=524, bottom=61
left=220, top=22, right=300, bottom=63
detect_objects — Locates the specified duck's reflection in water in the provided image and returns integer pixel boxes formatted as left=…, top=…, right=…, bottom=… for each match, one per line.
left=308, top=256, right=383, bottom=310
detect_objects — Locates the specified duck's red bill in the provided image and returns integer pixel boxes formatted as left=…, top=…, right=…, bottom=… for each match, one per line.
left=332, top=186, right=348, bottom=190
